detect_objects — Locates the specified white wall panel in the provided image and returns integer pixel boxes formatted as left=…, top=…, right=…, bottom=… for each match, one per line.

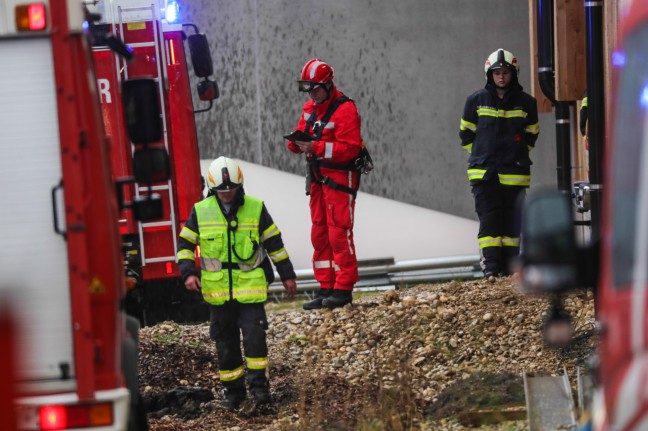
left=0, top=38, right=75, bottom=385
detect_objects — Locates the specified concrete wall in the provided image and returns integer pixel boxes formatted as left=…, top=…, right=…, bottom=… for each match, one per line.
left=183, top=0, right=558, bottom=220
left=201, top=160, right=480, bottom=269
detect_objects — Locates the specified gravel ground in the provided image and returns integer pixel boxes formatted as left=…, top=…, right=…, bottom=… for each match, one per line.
left=139, top=276, right=595, bottom=430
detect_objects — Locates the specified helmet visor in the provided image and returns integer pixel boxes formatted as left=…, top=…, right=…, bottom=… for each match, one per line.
left=212, top=182, right=241, bottom=192
left=297, top=80, right=323, bottom=92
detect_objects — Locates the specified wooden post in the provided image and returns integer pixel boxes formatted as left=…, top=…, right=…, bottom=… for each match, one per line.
left=554, top=0, right=587, bottom=101
left=529, top=0, right=553, bottom=113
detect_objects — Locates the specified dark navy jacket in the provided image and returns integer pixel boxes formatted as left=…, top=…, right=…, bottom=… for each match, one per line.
left=459, top=81, right=540, bottom=186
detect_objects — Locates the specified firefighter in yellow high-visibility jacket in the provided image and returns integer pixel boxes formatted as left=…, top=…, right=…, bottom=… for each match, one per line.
left=176, top=156, right=297, bottom=411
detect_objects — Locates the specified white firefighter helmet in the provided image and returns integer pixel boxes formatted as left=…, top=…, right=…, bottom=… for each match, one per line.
left=484, top=48, right=519, bottom=79
left=206, top=156, right=244, bottom=191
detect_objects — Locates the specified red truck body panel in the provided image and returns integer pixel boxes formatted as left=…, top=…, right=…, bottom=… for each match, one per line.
left=51, top=0, right=124, bottom=400
left=2, top=0, right=136, bottom=429
left=596, top=1, right=648, bottom=429
left=0, top=304, right=17, bottom=431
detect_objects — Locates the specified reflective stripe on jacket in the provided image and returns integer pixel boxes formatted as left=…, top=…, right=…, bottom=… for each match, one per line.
left=195, top=196, right=267, bottom=305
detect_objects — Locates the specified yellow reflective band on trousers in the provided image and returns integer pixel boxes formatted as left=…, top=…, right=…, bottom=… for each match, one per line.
left=478, top=236, right=502, bottom=249
left=246, top=356, right=269, bottom=370
left=498, top=173, right=530, bottom=186
left=467, top=168, right=487, bottom=181
left=220, top=365, right=245, bottom=382
left=195, top=196, right=268, bottom=305
left=502, top=236, right=520, bottom=247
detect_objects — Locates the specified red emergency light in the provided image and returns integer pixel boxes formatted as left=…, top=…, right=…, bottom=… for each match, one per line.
left=15, top=3, right=47, bottom=31
left=39, top=402, right=113, bottom=430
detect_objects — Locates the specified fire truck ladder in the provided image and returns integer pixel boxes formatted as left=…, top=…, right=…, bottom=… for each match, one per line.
left=116, top=4, right=178, bottom=268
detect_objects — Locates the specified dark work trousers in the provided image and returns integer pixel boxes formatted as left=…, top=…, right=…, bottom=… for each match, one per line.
left=471, top=175, right=526, bottom=275
left=209, top=301, right=269, bottom=396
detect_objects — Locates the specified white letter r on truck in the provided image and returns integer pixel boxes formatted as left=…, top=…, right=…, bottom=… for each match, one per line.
left=97, top=79, right=111, bottom=104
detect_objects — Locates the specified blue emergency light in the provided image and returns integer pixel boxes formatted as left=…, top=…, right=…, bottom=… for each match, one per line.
left=641, top=86, right=648, bottom=110
left=165, top=0, right=180, bottom=23
left=612, top=50, right=626, bottom=68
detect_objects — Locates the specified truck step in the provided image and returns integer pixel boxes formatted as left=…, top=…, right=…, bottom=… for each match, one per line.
left=141, top=220, right=172, bottom=228
left=144, top=256, right=176, bottom=264
left=138, top=184, right=169, bottom=192
left=126, top=41, right=157, bottom=49
left=523, top=370, right=577, bottom=430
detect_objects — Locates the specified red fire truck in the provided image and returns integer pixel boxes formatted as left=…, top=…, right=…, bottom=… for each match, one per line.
left=0, top=0, right=173, bottom=429
left=520, top=0, right=648, bottom=429
left=91, top=0, right=218, bottom=325
left=0, top=298, right=17, bottom=431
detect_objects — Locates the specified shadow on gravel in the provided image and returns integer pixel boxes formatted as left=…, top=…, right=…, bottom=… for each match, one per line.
left=425, top=371, right=525, bottom=420
left=145, top=386, right=214, bottom=419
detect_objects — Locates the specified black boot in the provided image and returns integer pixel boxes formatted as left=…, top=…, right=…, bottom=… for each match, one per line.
left=247, top=369, right=271, bottom=405
left=322, top=290, right=353, bottom=309
left=223, top=378, right=247, bottom=411
left=303, top=288, right=332, bottom=310
left=223, top=388, right=246, bottom=411
left=250, top=385, right=271, bottom=405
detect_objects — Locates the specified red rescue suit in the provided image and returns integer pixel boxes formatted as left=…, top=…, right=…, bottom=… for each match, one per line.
left=287, top=87, right=361, bottom=291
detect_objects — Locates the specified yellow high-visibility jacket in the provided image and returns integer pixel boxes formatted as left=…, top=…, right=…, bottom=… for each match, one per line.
left=177, top=192, right=295, bottom=305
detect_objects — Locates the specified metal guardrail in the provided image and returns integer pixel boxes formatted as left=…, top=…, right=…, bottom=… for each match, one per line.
left=268, top=254, right=482, bottom=293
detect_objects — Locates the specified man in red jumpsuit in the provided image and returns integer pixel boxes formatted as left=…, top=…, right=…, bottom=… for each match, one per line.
left=287, top=58, right=362, bottom=309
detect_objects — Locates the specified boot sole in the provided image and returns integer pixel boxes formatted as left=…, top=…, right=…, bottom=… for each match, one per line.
left=321, top=300, right=352, bottom=309
left=302, top=298, right=326, bottom=310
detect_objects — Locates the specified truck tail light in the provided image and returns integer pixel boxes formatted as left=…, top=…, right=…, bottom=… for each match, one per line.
left=15, top=3, right=46, bottom=31
left=39, top=402, right=113, bottom=430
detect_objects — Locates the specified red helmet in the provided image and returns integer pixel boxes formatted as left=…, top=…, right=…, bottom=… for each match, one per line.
left=297, top=58, right=335, bottom=92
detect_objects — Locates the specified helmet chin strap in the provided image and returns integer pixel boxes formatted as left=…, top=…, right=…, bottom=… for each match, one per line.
left=504, top=72, right=519, bottom=90
left=319, top=82, right=334, bottom=104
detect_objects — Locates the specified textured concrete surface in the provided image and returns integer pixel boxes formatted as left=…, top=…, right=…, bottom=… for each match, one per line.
left=182, top=0, right=558, bottom=220
left=201, top=159, right=480, bottom=270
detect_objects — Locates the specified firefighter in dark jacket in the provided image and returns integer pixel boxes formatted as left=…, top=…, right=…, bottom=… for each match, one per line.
left=176, top=156, right=297, bottom=410
left=459, top=49, right=540, bottom=278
